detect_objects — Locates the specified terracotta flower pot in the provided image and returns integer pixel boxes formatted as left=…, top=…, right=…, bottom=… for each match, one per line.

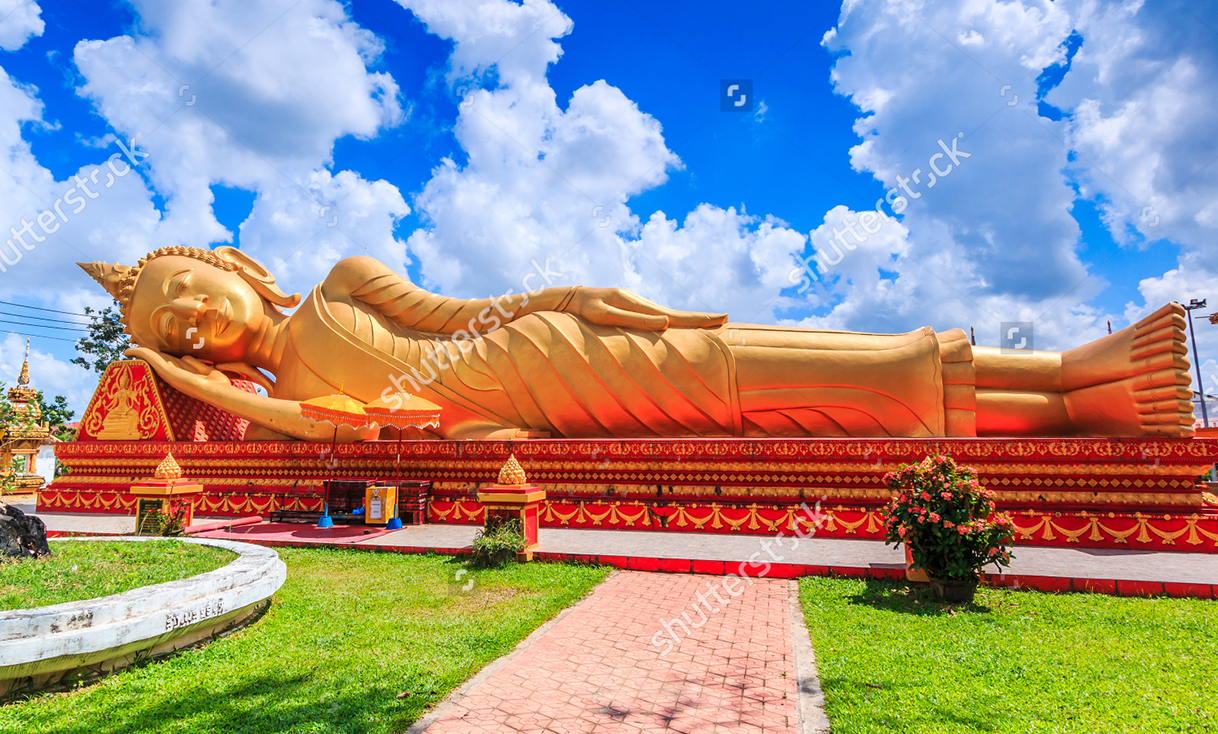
left=928, top=575, right=978, bottom=603
left=904, top=545, right=928, bottom=583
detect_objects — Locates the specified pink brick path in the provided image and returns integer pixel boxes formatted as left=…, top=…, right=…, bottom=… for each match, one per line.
left=421, top=571, right=801, bottom=733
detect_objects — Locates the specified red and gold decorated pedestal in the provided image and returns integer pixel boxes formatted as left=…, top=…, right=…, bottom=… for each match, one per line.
left=129, top=453, right=203, bottom=534
left=476, top=456, right=545, bottom=560
left=43, top=358, right=1218, bottom=553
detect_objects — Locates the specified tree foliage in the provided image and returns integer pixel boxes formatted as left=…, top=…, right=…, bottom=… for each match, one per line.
left=71, top=305, right=129, bottom=375
left=35, top=391, right=75, bottom=441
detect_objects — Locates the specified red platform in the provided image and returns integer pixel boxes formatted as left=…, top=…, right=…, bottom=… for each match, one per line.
left=45, top=361, right=1218, bottom=552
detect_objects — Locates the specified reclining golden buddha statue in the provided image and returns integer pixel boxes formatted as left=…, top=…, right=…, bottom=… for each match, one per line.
left=79, top=246, right=1196, bottom=442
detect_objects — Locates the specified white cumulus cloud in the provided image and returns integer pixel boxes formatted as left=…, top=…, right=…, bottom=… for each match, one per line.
left=72, top=0, right=408, bottom=297
left=0, top=0, right=43, bottom=52
left=818, top=0, right=1217, bottom=366
left=396, top=0, right=810, bottom=323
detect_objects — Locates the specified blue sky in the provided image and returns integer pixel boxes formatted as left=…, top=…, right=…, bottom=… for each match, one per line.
left=0, top=0, right=1215, bottom=414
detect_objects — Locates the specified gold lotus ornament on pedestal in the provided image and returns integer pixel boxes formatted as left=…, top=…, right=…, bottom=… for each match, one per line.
left=478, top=454, right=544, bottom=560
left=130, top=452, right=202, bottom=534
left=154, top=452, right=183, bottom=481
left=496, top=454, right=527, bottom=486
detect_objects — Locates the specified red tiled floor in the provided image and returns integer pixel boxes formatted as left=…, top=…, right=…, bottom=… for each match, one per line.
left=423, top=571, right=799, bottom=733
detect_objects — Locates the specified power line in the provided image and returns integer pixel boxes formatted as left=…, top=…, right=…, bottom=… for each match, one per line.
left=0, top=310, right=91, bottom=325
left=0, top=319, right=90, bottom=332
left=0, top=330, right=79, bottom=344
left=0, top=300, right=98, bottom=318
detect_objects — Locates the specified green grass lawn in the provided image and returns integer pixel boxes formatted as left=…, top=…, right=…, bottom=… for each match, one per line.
left=0, top=540, right=235, bottom=611
left=1, top=548, right=609, bottom=734
left=800, top=577, right=1218, bottom=734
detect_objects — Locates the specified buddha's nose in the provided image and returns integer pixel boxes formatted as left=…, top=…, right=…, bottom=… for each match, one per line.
left=171, top=296, right=211, bottom=320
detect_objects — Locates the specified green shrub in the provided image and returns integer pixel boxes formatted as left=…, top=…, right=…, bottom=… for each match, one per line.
left=143, top=505, right=189, bottom=537
left=882, top=454, right=1015, bottom=580
left=470, top=516, right=526, bottom=568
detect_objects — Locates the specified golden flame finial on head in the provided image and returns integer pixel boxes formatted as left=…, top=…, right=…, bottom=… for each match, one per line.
left=496, top=454, right=527, bottom=486
left=77, top=261, right=132, bottom=304
left=154, top=452, right=183, bottom=481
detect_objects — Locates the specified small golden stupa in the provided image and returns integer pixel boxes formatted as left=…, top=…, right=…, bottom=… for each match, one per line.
left=496, top=454, right=527, bottom=486
left=153, top=452, right=183, bottom=481
left=1, top=340, right=49, bottom=491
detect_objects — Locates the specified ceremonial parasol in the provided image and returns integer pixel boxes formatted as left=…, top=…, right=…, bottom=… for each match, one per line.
left=299, top=388, right=371, bottom=527
left=364, top=392, right=442, bottom=501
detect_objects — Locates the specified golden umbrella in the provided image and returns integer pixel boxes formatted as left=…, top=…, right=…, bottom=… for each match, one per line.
left=364, top=392, right=441, bottom=431
left=364, top=392, right=442, bottom=528
left=299, top=388, right=371, bottom=527
left=299, top=390, right=369, bottom=428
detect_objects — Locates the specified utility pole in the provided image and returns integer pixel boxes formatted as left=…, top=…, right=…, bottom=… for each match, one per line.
left=1184, top=299, right=1209, bottom=428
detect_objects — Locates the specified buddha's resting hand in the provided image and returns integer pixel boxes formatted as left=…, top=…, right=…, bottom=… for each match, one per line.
left=125, top=347, right=241, bottom=404
left=126, top=347, right=373, bottom=442
left=565, top=287, right=727, bottom=331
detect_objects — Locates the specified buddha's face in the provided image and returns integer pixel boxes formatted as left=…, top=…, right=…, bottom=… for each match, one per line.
left=126, top=255, right=268, bottom=362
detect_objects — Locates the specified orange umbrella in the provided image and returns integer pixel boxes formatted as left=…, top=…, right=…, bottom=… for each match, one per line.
left=364, top=392, right=442, bottom=493
left=363, top=392, right=441, bottom=429
left=299, top=390, right=369, bottom=428
left=300, top=388, right=372, bottom=525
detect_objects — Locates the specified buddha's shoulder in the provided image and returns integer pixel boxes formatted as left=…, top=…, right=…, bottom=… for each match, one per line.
left=322, top=256, right=407, bottom=296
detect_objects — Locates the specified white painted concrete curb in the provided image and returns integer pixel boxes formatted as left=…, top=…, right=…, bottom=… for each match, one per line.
left=0, top=537, right=285, bottom=683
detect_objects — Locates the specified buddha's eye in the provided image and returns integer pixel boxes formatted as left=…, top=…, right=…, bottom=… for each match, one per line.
left=159, top=314, right=178, bottom=342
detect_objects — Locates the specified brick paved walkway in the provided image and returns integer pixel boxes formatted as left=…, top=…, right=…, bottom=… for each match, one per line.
left=415, top=571, right=808, bottom=733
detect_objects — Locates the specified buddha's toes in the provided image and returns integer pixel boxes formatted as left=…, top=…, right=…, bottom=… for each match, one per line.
left=1061, top=303, right=1196, bottom=436
left=1061, top=302, right=1190, bottom=392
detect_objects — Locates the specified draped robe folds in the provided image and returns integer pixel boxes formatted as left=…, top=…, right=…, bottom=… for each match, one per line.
left=272, top=264, right=975, bottom=439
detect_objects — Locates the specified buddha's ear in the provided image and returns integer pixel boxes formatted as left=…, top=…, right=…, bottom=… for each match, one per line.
left=214, top=246, right=301, bottom=309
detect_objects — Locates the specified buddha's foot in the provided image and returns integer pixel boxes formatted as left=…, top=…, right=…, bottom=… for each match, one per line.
left=1062, top=303, right=1195, bottom=437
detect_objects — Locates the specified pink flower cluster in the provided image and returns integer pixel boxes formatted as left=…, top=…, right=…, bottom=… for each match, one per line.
left=880, top=453, right=1015, bottom=577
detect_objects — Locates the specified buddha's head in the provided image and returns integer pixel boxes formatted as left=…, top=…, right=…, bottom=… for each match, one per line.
left=78, top=246, right=300, bottom=363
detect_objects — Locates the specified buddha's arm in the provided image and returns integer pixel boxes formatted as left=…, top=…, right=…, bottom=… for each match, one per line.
left=324, top=256, right=728, bottom=333
left=126, top=348, right=375, bottom=442
left=324, top=256, right=577, bottom=335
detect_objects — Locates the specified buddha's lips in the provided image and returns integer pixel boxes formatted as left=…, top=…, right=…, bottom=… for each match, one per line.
left=199, top=300, right=232, bottom=336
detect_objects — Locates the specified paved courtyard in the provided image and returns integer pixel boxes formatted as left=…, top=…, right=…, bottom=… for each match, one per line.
left=28, top=502, right=1218, bottom=587
left=412, top=571, right=825, bottom=734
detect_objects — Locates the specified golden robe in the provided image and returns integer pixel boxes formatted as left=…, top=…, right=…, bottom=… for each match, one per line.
left=273, top=269, right=975, bottom=439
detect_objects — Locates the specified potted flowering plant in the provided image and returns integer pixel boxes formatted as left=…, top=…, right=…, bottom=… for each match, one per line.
left=882, top=454, right=1015, bottom=603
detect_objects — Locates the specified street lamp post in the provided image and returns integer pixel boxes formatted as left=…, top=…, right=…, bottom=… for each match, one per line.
left=1184, top=299, right=1209, bottom=428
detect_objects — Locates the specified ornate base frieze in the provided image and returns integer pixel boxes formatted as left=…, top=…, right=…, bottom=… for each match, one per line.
left=45, top=436, right=1218, bottom=550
